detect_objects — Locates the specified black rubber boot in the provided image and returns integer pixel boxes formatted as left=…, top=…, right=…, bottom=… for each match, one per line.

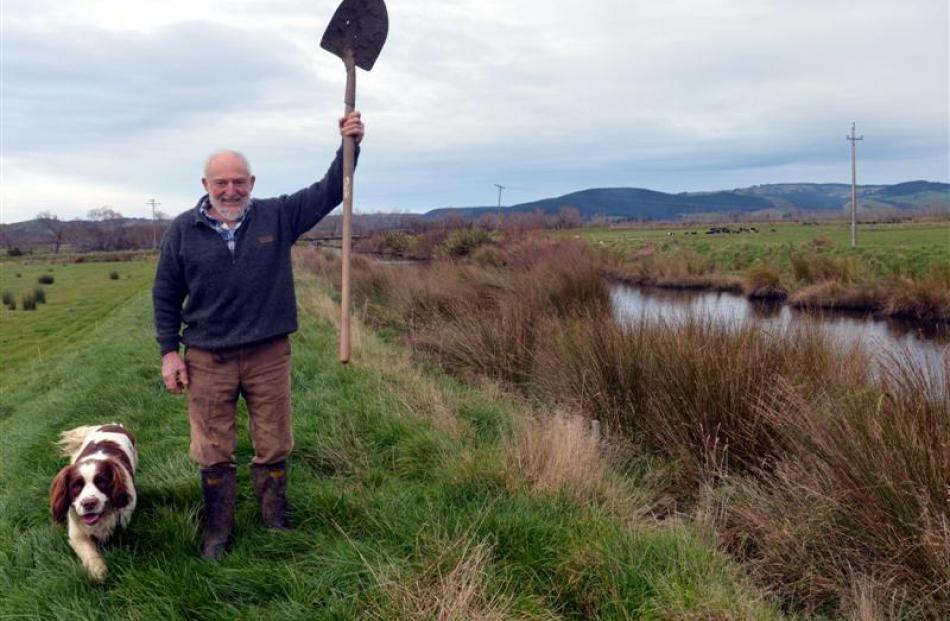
left=200, top=465, right=236, bottom=560
left=250, top=461, right=291, bottom=530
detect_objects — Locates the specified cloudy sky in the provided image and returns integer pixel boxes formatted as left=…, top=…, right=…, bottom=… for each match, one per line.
left=2, top=0, right=947, bottom=222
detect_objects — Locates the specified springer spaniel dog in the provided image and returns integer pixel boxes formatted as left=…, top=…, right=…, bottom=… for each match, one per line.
left=49, top=424, right=137, bottom=581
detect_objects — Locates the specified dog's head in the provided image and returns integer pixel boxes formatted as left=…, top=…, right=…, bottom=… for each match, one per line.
left=50, top=459, right=131, bottom=525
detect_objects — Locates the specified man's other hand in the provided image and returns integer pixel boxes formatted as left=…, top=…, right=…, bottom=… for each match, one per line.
left=162, top=351, right=189, bottom=393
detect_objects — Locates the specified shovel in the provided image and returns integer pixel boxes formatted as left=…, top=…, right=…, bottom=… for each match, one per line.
left=321, top=0, right=388, bottom=364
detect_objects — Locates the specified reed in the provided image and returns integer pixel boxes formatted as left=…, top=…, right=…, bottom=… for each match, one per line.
left=713, top=353, right=949, bottom=616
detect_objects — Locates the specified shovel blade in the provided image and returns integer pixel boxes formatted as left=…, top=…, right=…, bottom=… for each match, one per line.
left=320, top=0, right=388, bottom=71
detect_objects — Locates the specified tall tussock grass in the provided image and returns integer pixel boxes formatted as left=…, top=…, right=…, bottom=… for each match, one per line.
left=300, top=236, right=608, bottom=386
left=504, top=411, right=609, bottom=502
left=534, top=315, right=870, bottom=488
left=713, top=354, right=950, bottom=616
left=300, top=239, right=949, bottom=617
left=744, top=264, right=788, bottom=300
left=882, top=271, right=950, bottom=322
left=790, top=252, right=858, bottom=283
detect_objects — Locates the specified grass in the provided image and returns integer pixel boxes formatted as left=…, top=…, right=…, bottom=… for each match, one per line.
left=0, top=259, right=155, bottom=391
left=0, top=252, right=779, bottom=619
left=576, top=220, right=950, bottom=270
left=312, top=239, right=950, bottom=618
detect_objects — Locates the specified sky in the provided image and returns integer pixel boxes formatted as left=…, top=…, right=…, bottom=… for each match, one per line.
left=2, top=0, right=948, bottom=223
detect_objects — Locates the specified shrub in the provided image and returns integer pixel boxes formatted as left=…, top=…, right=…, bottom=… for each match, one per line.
left=37, top=274, right=54, bottom=285
left=15, top=273, right=21, bottom=278
left=33, top=287, right=46, bottom=304
left=380, top=231, right=414, bottom=257
left=21, top=292, right=37, bottom=310
left=404, top=230, right=447, bottom=260
left=1, top=290, right=13, bottom=307
left=355, top=231, right=416, bottom=257
left=109, top=271, right=120, bottom=280
left=439, top=228, right=493, bottom=259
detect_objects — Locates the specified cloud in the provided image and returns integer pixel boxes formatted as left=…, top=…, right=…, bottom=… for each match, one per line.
left=2, top=0, right=947, bottom=222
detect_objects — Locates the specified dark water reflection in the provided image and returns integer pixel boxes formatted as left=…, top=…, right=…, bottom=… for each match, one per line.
left=611, top=285, right=949, bottom=387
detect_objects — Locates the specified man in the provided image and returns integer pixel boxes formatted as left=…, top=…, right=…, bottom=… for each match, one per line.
left=152, top=112, right=364, bottom=560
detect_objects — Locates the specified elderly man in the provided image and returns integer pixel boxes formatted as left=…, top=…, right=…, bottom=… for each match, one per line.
left=153, top=111, right=364, bottom=560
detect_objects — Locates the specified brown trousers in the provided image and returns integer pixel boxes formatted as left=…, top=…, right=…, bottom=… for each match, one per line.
left=184, top=336, right=293, bottom=467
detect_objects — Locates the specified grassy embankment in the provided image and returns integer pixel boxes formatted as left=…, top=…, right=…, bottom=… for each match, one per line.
left=320, top=235, right=949, bottom=619
left=576, top=220, right=950, bottom=321
left=0, top=256, right=778, bottom=619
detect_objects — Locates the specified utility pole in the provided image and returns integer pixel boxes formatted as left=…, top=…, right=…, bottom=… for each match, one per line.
left=146, top=199, right=161, bottom=249
left=846, top=122, right=863, bottom=248
left=494, top=184, right=505, bottom=229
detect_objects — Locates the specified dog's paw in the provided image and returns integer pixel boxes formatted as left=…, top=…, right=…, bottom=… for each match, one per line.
left=85, top=559, right=108, bottom=583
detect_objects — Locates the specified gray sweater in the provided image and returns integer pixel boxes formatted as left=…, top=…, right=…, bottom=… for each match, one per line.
left=152, top=147, right=352, bottom=355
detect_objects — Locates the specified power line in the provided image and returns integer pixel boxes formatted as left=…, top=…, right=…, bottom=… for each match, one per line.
left=494, top=184, right=505, bottom=226
left=846, top=122, right=863, bottom=248
left=146, top=199, right=161, bottom=249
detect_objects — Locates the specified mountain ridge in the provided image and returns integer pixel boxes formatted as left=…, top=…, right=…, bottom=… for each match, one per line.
left=423, top=180, right=949, bottom=221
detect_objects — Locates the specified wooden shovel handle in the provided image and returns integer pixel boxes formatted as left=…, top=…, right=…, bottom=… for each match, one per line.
left=339, top=58, right=356, bottom=363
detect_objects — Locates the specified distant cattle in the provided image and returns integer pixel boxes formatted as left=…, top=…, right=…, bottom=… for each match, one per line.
left=705, top=226, right=760, bottom=235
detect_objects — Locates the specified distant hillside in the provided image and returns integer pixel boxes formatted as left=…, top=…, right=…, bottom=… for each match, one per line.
left=423, top=181, right=950, bottom=222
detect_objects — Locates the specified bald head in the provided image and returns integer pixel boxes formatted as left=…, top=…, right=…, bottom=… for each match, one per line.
left=202, top=150, right=256, bottom=221
left=204, top=150, right=252, bottom=178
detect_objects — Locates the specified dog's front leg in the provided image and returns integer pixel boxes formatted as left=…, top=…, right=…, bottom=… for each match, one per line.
left=67, top=515, right=107, bottom=582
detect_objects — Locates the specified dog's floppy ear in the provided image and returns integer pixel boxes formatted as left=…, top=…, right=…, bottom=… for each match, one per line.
left=50, top=466, right=73, bottom=523
left=105, top=461, right=130, bottom=509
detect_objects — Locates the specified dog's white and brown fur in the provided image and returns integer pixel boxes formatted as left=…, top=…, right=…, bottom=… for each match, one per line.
left=49, top=424, right=137, bottom=581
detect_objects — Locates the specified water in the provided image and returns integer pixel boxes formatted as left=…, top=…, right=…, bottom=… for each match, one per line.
left=610, top=284, right=949, bottom=386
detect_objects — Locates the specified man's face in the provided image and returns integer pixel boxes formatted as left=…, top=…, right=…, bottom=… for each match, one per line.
left=202, top=153, right=255, bottom=221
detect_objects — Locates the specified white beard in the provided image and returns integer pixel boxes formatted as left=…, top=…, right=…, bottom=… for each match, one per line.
left=209, top=195, right=251, bottom=222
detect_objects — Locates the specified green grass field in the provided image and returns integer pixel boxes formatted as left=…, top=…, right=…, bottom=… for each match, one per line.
left=0, top=260, right=156, bottom=391
left=0, top=255, right=779, bottom=619
left=574, top=220, right=950, bottom=278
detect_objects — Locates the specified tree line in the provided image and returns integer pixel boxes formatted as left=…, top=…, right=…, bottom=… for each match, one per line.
left=2, top=206, right=586, bottom=256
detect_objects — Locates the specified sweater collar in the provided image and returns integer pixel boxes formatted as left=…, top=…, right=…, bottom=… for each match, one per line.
left=193, top=195, right=253, bottom=226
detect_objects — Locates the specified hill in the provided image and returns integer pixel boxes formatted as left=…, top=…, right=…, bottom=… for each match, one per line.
left=423, top=181, right=950, bottom=222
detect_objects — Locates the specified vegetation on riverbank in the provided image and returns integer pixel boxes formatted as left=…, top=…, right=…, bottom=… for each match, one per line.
left=585, top=220, right=950, bottom=322
left=305, top=236, right=950, bottom=618
left=356, top=219, right=950, bottom=322
left=0, top=255, right=779, bottom=619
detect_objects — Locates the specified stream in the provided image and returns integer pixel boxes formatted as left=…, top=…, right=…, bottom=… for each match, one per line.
left=610, top=284, right=949, bottom=388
